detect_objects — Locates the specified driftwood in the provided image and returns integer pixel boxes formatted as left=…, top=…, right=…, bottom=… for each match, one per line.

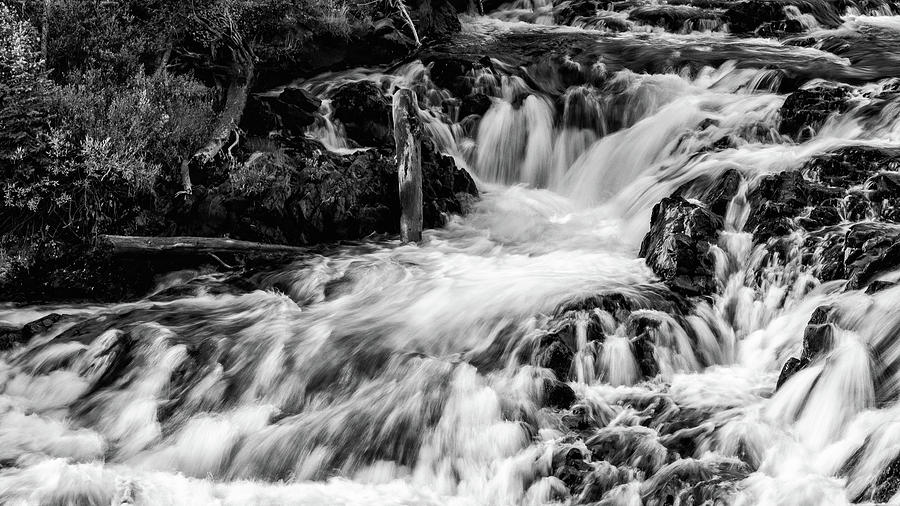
left=180, top=10, right=255, bottom=194
left=392, top=88, right=423, bottom=243
left=100, top=235, right=305, bottom=256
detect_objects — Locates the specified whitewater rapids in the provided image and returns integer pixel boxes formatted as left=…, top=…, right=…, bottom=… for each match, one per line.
left=5, top=6, right=900, bottom=506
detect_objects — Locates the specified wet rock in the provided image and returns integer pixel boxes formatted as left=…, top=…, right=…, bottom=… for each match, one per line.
left=459, top=92, right=493, bottom=119
left=746, top=171, right=832, bottom=244
left=536, top=334, right=575, bottom=380
left=725, top=0, right=843, bottom=35
left=587, top=426, right=669, bottom=475
left=800, top=323, right=836, bottom=362
left=639, top=196, right=722, bottom=296
left=642, top=458, right=750, bottom=505
left=844, top=223, right=900, bottom=290
left=543, top=378, right=577, bottom=409
left=330, top=81, right=392, bottom=146
left=426, top=55, right=495, bottom=98
left=1, top=313, right=68, bottom=352
left=808, top=304, right=833, bottom=325
left=776, top=357, right=804, bottom=389
left=675, top=168, right=742, bottom=218
left=776, top=318, right=837, bottom=388
left=579, top=462, right=637, bottom=502
left=866, top=280, right=898, bottom=294
left=23, top=313, right=66, bottom=339
left=242, top=87, right=321, bottom=135
left=551, top=447, right=592, bottom=490
left=629, top=5, right=723, bottom=32
left=778, top=86, right=853, bottom=141
left=803, top=145, right=900, bottom=186
left=872, top=454, right=900, bottom=503
left=554, top=0, right=603, bottom=25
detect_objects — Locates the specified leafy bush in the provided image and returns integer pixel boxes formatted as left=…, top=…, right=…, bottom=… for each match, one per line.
left=228, top=146, right=293, bottom=211
left=0, top=3, right=216, bottom=240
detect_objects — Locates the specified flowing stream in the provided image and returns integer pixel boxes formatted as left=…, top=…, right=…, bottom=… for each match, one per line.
left=4, top=4, right=900, bottom=505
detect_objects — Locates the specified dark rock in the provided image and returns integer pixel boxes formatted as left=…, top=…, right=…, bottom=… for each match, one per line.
left=330, top=81, right=392, bottom=146
left=459, top=93, right=493, bottom=119
left=543, top=378, right=577, bottom=409
left=800, top=323, right=835, bottom=362
left=639, top=196, right=722, bottom=296
left=24, top=313, right=65, bottom=339
left=551, top=447, right=591, bottom=490
left=0, top=325, right=23, bottom=351
left=779, top=86, right=853, bottom=141
left=629, top=5, right=723, bottom=32
left=808, top=305, right=832, bottom=324
left=725, top=0, right=843, bottom=35
left=803, top=146, right=900, bottom=186
left=866, top=280, right=898, bottom=294
left=776, top=357, right=804, bottom=389
left=536, top=334, right=574, bottom=380
left=410, top=0, right=463, bottom=40
left=177, top=137, right=478, bottom=246
left=426, top=56, right=494, bottom=97
left=872, top=454, right=900, bottom=503
left=242, top=87, right=322, bottom=135
left=676, top=168, right=742, bottom=217
left=577, top=462, right=633, bottom=503
left=777, top=317, right=838, bottom=388
left=745, top=170, right=835, bottom=244
left=844, top=223, right=900, bottom=289
left=0, top=313, right=66, bottom=352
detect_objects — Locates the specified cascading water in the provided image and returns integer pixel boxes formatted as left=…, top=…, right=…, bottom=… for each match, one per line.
left=5, top=3, right=900, bottom=505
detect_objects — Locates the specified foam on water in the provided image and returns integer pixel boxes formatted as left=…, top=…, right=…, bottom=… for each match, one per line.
left=7, top=8, right=900, bottom=506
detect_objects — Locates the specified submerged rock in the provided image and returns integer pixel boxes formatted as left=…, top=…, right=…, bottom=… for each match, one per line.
left=640, top=197, right=722, bottom=296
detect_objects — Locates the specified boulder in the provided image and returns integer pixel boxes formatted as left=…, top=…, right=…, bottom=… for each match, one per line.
left=459, top=93, right=493, bottom=119
left=629, top=5, right=723, bottom=32
left=426, top=55, right=494, bottom=98
left=803, top=145, right=900, bottom=186
left=177, top=137, right=478, bottom=245
left=543, top=378, right=577, bottom=409
left=843, top=223, right=900, bottom=290
left=536, top=334, right=574, bottom=380
left=776, top=315, right=838, bottom=388
left=410, top=0, right=463, bottom=40
left=778, top=86, right=853, bottom=141
left=242, top=87, right=322, bottom=135
left=639, top=197, right=722, bottom=296
left=330, top=81, right=392, bottom=147
left=676, top=168, right=742, bottom=218
left=0, top=313, right=66, bottom=351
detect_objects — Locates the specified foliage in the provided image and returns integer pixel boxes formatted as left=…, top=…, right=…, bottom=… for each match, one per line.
left=228, top=145, right=293, bottom=211
left=0, top=4, right=216, bottom=239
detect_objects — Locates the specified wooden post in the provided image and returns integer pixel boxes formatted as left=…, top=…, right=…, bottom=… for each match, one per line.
left=392, top=88, right=423, bottom=244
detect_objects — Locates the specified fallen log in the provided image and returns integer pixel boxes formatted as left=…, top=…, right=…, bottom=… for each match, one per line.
left=99, top=235, right=306, bottom=256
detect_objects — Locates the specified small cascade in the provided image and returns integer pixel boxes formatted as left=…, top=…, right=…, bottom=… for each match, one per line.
left=7, top=1, right=900, bottom=504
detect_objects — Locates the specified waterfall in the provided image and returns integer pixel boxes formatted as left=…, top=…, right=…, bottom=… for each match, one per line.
left=5, top=2, right=900, bottom=505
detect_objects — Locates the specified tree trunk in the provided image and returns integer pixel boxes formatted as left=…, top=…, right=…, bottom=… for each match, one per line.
left=392, top=88, right=423, bottom=244
left=180, top=11, right=255, bottom=194
left=41, top=0, right=50, bottom=66
left=100, top=235, right=305, bottom=255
